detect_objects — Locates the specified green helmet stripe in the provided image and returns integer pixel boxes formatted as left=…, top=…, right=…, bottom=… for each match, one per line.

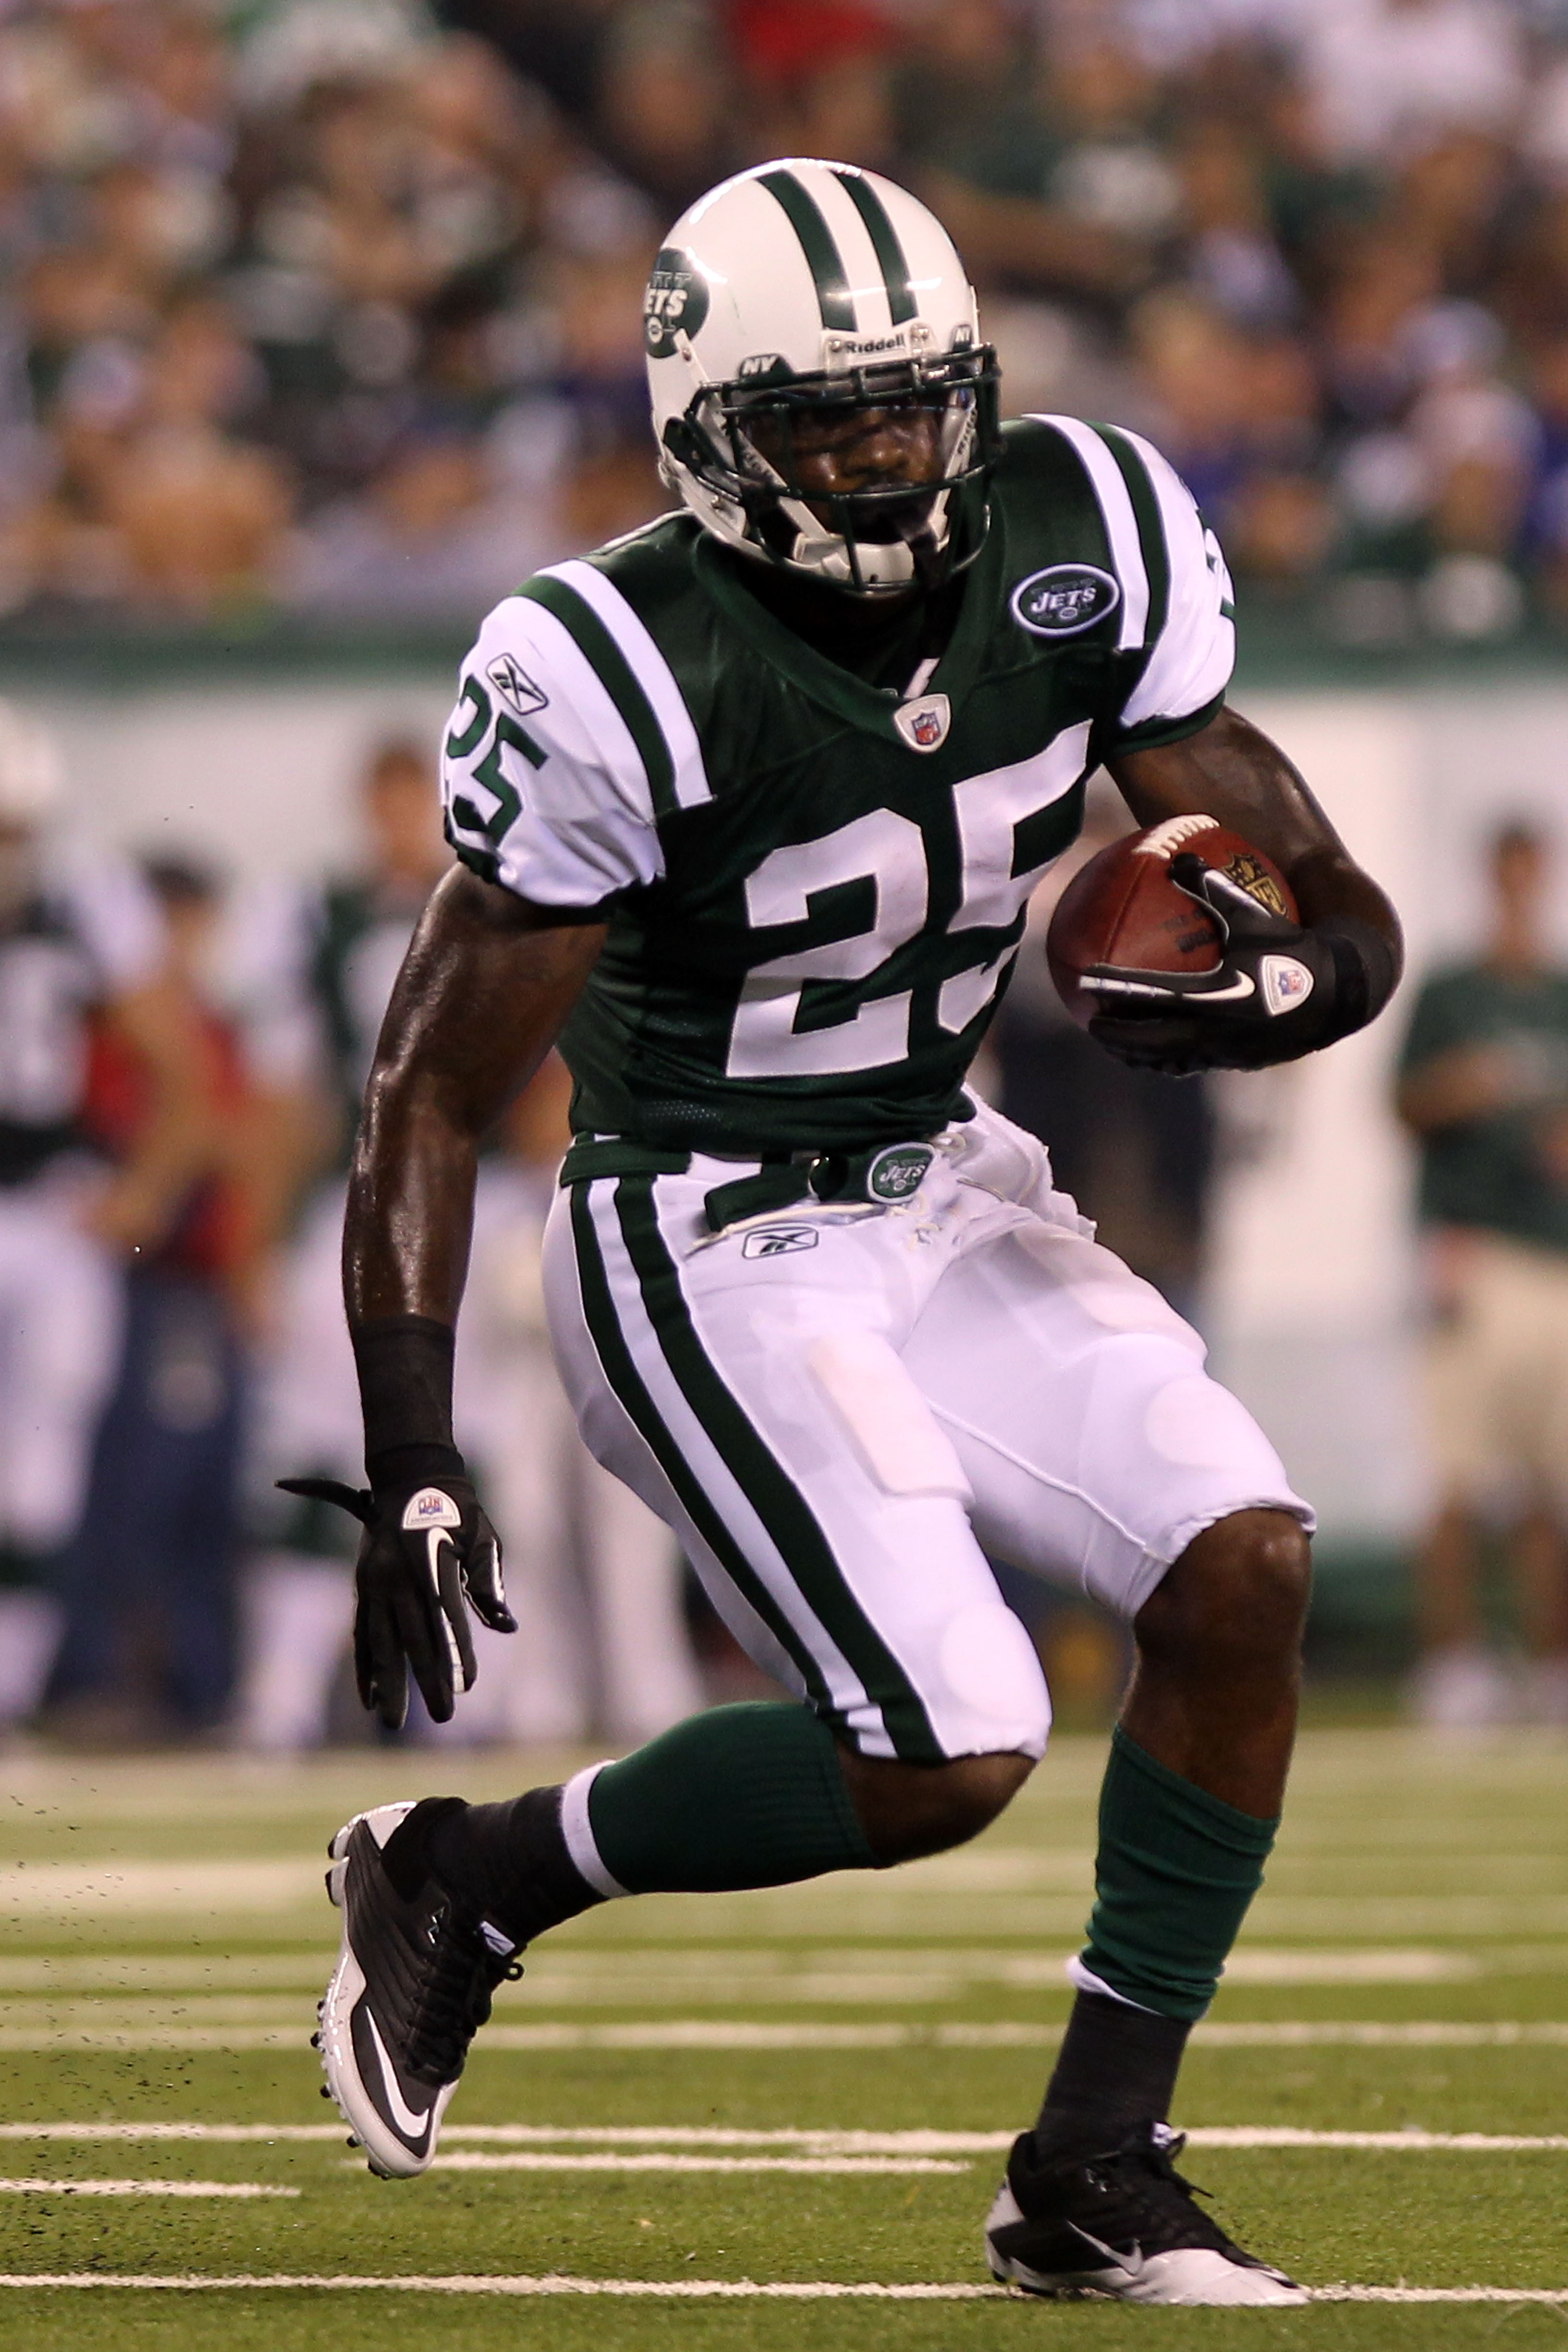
left=831, top=169, right=916, bottom=326
left=759, top=168, right=856, bottom=332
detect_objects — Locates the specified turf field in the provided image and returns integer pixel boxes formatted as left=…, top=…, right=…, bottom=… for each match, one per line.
left=0, top=1727, right=1565, bottom=2349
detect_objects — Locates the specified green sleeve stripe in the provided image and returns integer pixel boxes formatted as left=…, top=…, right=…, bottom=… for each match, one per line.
left=1096, top=425, right=1170, bottom=651
left=759, top=170, right=857, bottom=333
left=567, top=1184, right=835, bottom=1718
left=613, top=1176, right=946, bottom=1764
left=518, top=576, right=677, bottom=820
left=831, top=169, right=916, bottom=325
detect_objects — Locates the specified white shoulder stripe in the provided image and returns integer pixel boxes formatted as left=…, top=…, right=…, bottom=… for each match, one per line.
left=1027, top=415, right=1149, bottom=652
left=487, top=596, right=655, bottom=827
left=1113, top=428, right=1235, bottom=732
left=542, top=558, right=712, bottom=810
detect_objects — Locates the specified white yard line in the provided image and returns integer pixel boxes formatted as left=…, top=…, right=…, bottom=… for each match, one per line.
left=6, top=1854, right=1568, bottom=1937
left=1197, top=2021, right=1568, bottom=2046
left=0, top=2272, right=1565, bottom=2302
left=0, top=1949, right=1492, bottom=2000
left=0, top=2180, right=296, bottom=2198
left=7, top=2011, right=1568, bottom=2051
left=425, top=2154, right=968, bottom=2176
left=10, top=2120, right=1568, bottom=2156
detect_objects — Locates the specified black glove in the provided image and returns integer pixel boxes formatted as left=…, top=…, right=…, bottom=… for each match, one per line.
left=1083, top=852, right=1394, bottom=1076
left=279, top=1455, right=514, bottom=1730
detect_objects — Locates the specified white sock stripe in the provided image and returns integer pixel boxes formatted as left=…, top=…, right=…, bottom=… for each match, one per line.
left=558, top=1764, right=628, bottom=1902
left=1067, top=1957, right=1164, bottom=2014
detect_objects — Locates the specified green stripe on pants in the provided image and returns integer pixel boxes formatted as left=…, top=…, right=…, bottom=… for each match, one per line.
left=612, top=1175, right=945, bottom=1763
left=568, top=1181, right=836, bottom=1715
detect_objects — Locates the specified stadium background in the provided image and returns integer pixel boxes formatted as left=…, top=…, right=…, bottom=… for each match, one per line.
left=7, top=0, right=1568, bottom=1690
left=1, top=2, right=1567, bottom=2338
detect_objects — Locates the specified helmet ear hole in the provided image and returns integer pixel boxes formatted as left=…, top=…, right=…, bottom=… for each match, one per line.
left=662, top=416, right=710, bottom=470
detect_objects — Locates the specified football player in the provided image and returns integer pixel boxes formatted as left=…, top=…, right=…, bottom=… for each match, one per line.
left=0, top=702, right=204, bottom=1724
left=244, top=740, right=698, bottom=1750
left=305, top=161, right=1401, bottom=2303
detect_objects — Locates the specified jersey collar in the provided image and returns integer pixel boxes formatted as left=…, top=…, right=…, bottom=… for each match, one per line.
left=691, top=500, right=1006, bottom=744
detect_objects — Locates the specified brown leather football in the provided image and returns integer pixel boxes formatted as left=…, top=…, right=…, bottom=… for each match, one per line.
left=1046, top=816, right=1298, bottom=1028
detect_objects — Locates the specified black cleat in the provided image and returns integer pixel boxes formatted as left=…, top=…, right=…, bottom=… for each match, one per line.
left=985, top=2122, right=1307, bottom=2305
left=318, top=1799, right=522, bottom=2180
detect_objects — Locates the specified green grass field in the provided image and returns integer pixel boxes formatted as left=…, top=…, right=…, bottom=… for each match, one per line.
left=1, top=1727, right=1566, bottom=2349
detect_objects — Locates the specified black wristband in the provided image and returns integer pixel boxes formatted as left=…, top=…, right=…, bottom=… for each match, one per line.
left=353, top=1315, right=457, bottom=1473
left=1316, top=916, right=1400, bottom=1043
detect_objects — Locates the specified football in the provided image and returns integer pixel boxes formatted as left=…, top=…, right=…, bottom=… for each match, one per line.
left=1046, top=813, right=1298, bottom=1027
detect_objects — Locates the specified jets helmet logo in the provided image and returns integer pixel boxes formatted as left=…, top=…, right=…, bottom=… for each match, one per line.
left=1011, top=564, right=1121, bottom=638
left=644, top=248, right=710, bottom=358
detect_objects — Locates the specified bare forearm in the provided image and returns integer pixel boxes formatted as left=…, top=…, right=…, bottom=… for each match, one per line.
left=345, top=1077, right=481, bottom=1325
left=343, top=867, right=605, bottom=1333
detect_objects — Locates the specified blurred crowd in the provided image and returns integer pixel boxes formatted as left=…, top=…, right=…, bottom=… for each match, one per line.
left=9, top=0, right=1568, bottom=639
left=0, top=705, right=708, bottom=1748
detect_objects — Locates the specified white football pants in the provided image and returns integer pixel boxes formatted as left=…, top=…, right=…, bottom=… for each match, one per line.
left=544, top=1101, right=1311, bottom=1765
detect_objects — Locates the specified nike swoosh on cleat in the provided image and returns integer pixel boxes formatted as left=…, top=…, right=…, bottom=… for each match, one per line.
left=1068, top=2222, right=1142, bottom=2276
left=363, top=2008, right=438, bottom=2151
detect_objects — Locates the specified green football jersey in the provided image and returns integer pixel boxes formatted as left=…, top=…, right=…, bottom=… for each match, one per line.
left=441, top=414, right=1235, bottom=1154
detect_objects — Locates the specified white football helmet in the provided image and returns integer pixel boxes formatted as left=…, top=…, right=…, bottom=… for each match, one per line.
left=645, top=158, right=1001, bottom=596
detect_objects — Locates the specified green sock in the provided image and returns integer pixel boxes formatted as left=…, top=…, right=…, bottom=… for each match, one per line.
left=582, top=1703, right=876, bottom=1895
left=1078, top=1726, right=1278, bottom=2021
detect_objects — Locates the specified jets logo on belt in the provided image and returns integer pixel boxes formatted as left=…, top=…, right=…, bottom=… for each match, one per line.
left=866, top=1144, right=933, bottom=1202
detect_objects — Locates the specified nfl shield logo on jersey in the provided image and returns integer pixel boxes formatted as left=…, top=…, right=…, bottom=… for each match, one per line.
left=894, top=694, right=951, bottom=753
left=1010, top=564, right=1121, bottom=638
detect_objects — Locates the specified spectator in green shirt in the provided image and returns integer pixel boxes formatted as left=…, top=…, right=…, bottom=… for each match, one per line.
left=1396, top=821, right=1568, bottom=1727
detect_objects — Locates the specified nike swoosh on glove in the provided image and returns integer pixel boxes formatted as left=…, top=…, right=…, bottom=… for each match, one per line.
left=1082, top=852, right=1369, bottom=1076
left=277, top=1465, right=515, bottom=1728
